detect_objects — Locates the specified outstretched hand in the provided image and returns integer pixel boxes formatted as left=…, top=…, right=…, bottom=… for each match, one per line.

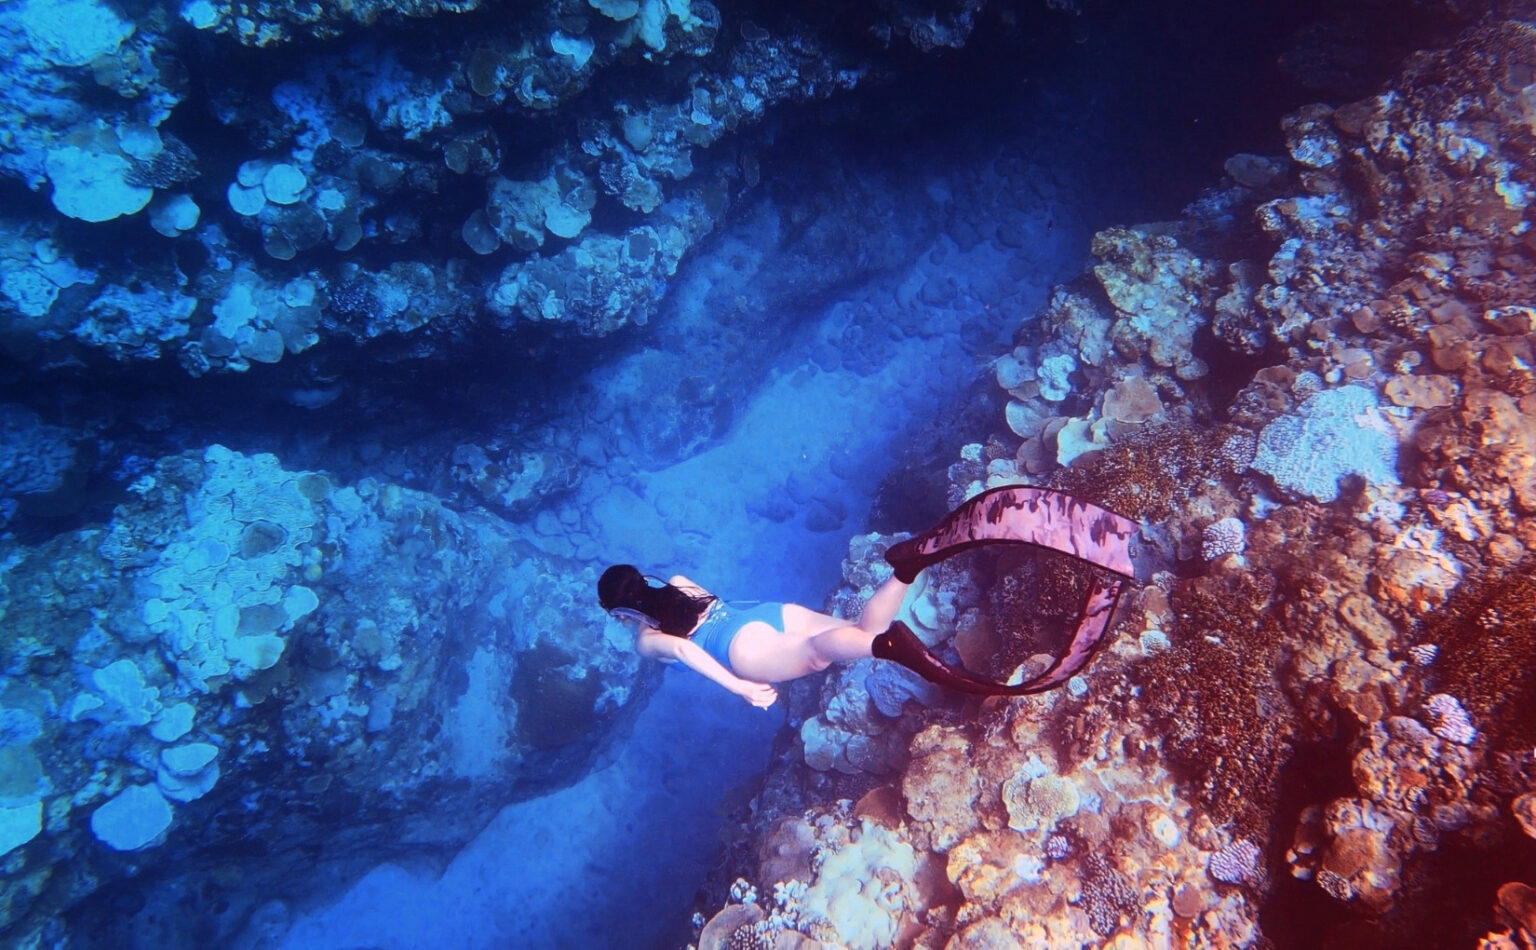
left=735, top=681, right=778, bottom=709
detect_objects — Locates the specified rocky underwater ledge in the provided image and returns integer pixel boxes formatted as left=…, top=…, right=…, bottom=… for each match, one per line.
left=685, top=11, right=1536, bottom=950
left=0, top=441, right=659, bottom=943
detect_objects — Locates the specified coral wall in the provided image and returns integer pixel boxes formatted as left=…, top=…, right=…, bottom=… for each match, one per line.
left=693, top=10, right=1536, bottom=949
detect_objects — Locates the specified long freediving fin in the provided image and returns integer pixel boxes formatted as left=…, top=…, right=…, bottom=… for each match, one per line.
left=878, top=485, right=1137, bottom=696
left=886, top=485, right=1137, bottom=583
left=871, top=621, right=1001, bottom=696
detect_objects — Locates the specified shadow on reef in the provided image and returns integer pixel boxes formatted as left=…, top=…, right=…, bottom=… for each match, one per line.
left=0, top=313, right=627, bottom=535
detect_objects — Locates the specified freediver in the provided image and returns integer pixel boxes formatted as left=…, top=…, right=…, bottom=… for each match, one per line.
left=598, top=486, right=1140, bottom=705
left=598, top=564, right=913, bottom=709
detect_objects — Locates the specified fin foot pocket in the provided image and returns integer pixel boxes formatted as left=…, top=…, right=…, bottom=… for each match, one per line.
left=871, top=621, right=999, bottom=696
left=877, top=486, right=1137, bottom=695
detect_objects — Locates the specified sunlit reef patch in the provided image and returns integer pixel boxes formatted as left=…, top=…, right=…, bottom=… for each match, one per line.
left=687, top=12, right=1536, bottom=948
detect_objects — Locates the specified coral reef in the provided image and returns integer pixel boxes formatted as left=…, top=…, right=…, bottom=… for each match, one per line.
left=0, top=405, right=78, bottom=504
left=0, top=0, right=183, bottom=224
left=699, top=648, right=1269, bottom=948
left=1200, top=516, right=1246, bottom=561
left=694, top=11, right=1536, bottom=948
left=1479, top=880, right=1536, bottom=949
left=0, top=0, right=986, bottom=375
left=0, top=446, right=651, bottom=941
left=1427, top=566, right=1536, bottom=751
left=6, top=0, right=1534, bottom=943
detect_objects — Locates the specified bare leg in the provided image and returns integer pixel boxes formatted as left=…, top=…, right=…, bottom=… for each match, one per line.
left=739, top=577, right=917, bottom=681
left=804, top=577, right=911, bottom=666
left=805, top=624, right=880, bottom=665
left=857, top=576, right=911, bottom=634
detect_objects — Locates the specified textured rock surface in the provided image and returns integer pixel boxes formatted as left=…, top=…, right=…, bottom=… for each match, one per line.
left=5, top=0, right=1534, bottom=946
left=692, top=11, right=1536, bottom=948
left=0, top=0, right=996, bottom=375
left=0, top=446, right=651, bottom=940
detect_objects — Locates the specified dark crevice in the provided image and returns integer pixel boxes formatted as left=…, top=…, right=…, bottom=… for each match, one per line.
left=1258, top=730, right=1361, bottom=947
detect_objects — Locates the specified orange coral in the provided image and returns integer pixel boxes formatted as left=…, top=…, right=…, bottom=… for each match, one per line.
left=1137, top=571, right=1291, bottom=837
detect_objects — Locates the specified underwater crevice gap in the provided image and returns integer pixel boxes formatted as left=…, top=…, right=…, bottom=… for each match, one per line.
left=253, top=2, right=1433, bottom=947
left=1258, top=729, right=1363, bottom=948
left=5, top=0, right=1506, bottom=945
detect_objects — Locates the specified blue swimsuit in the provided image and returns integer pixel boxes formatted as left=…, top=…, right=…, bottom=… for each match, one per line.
left=682, top=601, right=786, bottom=675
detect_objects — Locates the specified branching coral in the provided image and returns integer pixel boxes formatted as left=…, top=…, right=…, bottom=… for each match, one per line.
left=1079, top=852, right=1140, bottom=938
left=1202, top=517, right=1247, bottom=561
left=1425, top=561, right=1536, bottom=752
left=1050, top=422, right=1248, bottom=522
left=1138, top=571, right=1293, bottom=837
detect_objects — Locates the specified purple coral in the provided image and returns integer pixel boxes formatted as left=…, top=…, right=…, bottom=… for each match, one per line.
left=1081, top=853, right=1138, bottom=937
left=1424, top=693, right=1476, bottom=745
left=1045, top=833, right=1071, bottom=861
left=1207, top=838, right=1262, bottom=886
left=1201, top=517, right=1246, bottom=561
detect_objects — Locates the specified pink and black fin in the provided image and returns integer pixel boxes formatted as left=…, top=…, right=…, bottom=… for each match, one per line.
left=876, top=485, right=1137, bottom=696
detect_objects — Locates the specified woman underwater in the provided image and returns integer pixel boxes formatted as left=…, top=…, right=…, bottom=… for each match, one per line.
left=596, top=485, right=1142, bottom=704
left=597, top=565, right=913, bottom=708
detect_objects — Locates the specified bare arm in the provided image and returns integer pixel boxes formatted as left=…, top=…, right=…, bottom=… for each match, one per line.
left=668, top=574, right=712, bottom=599
left=636, top=630, right=777, bottom=708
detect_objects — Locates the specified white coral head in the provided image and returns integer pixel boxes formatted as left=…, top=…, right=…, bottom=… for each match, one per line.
left=1207, top=838, right=1262, bottom=885
left=1202, top=517, right=1247, bottom=561
left=1424, top=692, right=1477, bottom=745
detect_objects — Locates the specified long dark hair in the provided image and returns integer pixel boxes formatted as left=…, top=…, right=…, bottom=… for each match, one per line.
left=597, top=564, right=717, bottom=637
